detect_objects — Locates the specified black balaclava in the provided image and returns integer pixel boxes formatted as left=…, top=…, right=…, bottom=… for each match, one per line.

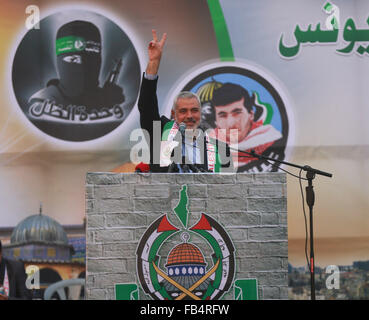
left=56, top=21, right=101, bottom=98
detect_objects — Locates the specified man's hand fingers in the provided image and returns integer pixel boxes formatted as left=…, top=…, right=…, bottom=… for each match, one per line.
left=152, top=29, right=158, bottom=42
left=151, top=29, right=167, bottom=48
left=160, top=33, right=167, bottom=47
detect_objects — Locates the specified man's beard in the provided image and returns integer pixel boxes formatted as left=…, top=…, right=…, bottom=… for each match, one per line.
left=184, top=118, right=199, bottom=128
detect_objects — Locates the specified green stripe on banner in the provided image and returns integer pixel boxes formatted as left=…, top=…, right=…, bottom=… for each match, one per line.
left=234, top=279, right=258, bottom=300
left=207, top=0, right=235, bottom=61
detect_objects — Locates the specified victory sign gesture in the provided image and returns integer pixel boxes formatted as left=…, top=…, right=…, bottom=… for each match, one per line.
left=146, top=29, right=167, bottom=75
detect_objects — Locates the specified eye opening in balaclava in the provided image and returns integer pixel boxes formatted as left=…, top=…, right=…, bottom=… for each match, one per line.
left=56, top=20, right=102, bottom=99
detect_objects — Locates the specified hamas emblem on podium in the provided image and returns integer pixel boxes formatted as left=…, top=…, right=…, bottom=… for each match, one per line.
left=136, top=185, right=235, bottom=300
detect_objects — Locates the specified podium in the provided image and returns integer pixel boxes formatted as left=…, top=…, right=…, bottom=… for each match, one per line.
left=85, top=173, right=287, bottom=300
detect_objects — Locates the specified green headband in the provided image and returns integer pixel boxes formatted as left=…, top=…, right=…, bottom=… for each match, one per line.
left=56, top=36, right=101, bottom=56
left=56, top=36, right=86, bottom=55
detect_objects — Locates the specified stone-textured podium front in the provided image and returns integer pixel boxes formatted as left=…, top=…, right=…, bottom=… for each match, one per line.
left=86, top=173, right=287, bottom=300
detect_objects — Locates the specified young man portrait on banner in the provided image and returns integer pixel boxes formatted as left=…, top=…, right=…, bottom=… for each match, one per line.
left=210, top=83, right=283, bottom=171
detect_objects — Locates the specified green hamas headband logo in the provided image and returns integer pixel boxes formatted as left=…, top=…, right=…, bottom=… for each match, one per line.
left=135, top=185, right=236, bottom=300
left=56, top=36, right=86, bottom=55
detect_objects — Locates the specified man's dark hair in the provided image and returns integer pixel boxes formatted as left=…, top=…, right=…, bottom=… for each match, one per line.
left=0, top=239, right=2, bottom=253
left=211, top=82, right=253, bottom=112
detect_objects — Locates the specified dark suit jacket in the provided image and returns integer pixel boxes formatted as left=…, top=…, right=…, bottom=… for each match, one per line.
left=0, top=258, right=31, bottom=300
left=137, top=74, right=233, bottom=172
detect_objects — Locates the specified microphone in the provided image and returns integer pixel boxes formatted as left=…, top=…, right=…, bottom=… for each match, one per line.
left=135, top=162, right=150, bottom=173
left=167, top=161, right=178, bottom=173
left=178, top=122, right=214, bottom=173
left=195, top=164, right=211, bottom=172
left=179, top=122, right=186, bottom=136
left=178, top=123, right=187, bottom=172
left=181, top=155, right=190, bottom=173
left=187, top=163, right=200, bottom=173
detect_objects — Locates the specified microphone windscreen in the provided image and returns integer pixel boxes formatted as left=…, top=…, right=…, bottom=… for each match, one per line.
left=179, top=122, right=186, bottom=135
left=135, top=162, right=150, bottom=173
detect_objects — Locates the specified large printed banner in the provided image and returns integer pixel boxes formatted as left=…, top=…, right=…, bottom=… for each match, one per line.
left=1, top=0, right=369, bottom=299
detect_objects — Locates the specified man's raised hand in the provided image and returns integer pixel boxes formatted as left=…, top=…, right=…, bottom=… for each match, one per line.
left=148, top=29, right=167, bottom=62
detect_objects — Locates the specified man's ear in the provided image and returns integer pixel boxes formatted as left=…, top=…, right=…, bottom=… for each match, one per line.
left=250, top=110, right=254, bottom=121
left=171, top=109, right=175, bottom=120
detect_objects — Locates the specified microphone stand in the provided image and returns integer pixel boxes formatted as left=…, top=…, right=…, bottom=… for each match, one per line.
left=306, top=169, right=316, bottom=300
left=241, top=149, right=332, bottom=300
left=181, top=156, right=190, bottom=173
left=167, top=161, right=178, bottom=173
left=187, top=163, right=200, bottom=173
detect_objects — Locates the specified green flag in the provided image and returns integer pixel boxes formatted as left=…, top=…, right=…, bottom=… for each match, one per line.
left=174, top=185, right=189, bottom=229
left=234, top=279, right=258, bottom=300
left=115, top=283, right=139, bottom=300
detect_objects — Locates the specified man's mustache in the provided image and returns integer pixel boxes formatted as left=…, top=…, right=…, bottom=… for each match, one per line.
left=185, top=118, right=196, bottom=124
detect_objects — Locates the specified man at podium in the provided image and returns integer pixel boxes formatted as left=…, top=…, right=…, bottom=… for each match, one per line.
left=138, top=30, right=233, bottom=173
